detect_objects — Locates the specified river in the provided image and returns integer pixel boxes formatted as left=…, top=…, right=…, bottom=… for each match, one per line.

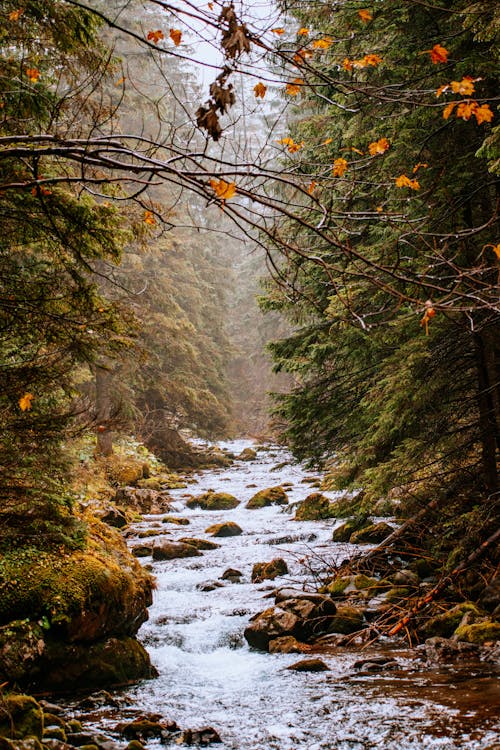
left=71, top=441, right=500, bottom=749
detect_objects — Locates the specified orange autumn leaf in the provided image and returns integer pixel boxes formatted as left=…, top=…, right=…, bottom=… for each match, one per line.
left=115, top=76, right=126, bottom=86
left=9, top=8, right=23, bottom=21
left=293, top=48, right=313, bottom=65
left=210, top=178, right=237, bottom=200
left=25, top=67, right=40, bottom=83
left=412, top=162, right=428, bottom=173
left=143, top=210, right=156, bottom=225
left=271, top=28, right=285, bottom=35
left=208, top=2, right=214, bottom=9
left=19, top=393, right=34, bottom=412
left=312, top=37, right=332, bottom=50
left=456, top=100, right=477, bottom=121
left=31, top=185, right=51, bottom=196
left=278, top=137, right=304, bottom=153
left=358, top=9, right=372, bottom=22
left=451, top=76, right=478, bottom=96
left=332, top=157, right=348, bottom=177
left=254, top=81, right=267, bottom=99
left=169, top=28, right=182, bottom=45
left=443, top=101, right=457, bottom=119
left=351, top=146, right=365, bottom=155
left=344, top=53, right=382, bottom=70
left=428, top=43, right=448, bottom=64
left=475, top=103, right=494, bottom=124
left=322, top=137, right=333, bottom=146
left=363, top=53, right=383, bottom=67
left=147, top=30, right=164, bottom=44
left=395, top=174, right=420, bottom=190
left=368, top=137, right=390, bottom=155
left=297, top=28, right=309, bottom=36
left=307, top=180, right=317, bottom=195
left=286, top=78, right=304, bottom=95
left=491, top=244, right=500, bottom=260
left=343, top=58, right=354, bottom=71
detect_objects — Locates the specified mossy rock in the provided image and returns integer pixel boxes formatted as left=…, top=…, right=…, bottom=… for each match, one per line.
left=0, top=739, right=43, bottom=750
left=186, top=492, right=239, bottom=511
left=251, top=558, right=288, bottom=583
left=453, top=620, right=500, bottom=644
left=178, top=538, right=220, bottom=550
left=294, top=493, right=336, bottom=521
left=152, top=542, right=201, bottom=560
left=161, top=515, right=190, bottom=525
left=353, top=574, right=391, bottom=593
left=420, top=603, right=482, bottom=639
left=246, top=487, right=288, bottom=509
left=135, top=477, right=165, bottom=491
left=384, top=587, right=411, bottom=602
left=326, top=606, right=365, bottom=635
left=0, top=695, right=43, bottom=740
left=42, top=726, right=66, bottom=742
left=0, top=621, right=45, bottom=684
left=320, top=576, right=353, bottom=597
left=350, top=522, right=395, bottom=545
left=205, top=522, right=242, bottom=537
left=332, top=516, right=370, bottom=542
left=239, top=448, right=257, bottom=461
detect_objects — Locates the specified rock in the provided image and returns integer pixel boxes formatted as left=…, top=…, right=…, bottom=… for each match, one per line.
left=251, top=558, right=288, bottom=583
left=0, top=695, right=44, bottom=740
left=453, top=619, right=500, bottom=644
left=326, top=605, right=364, bottom=635
left=178, top=727, right=222, bottom=745
left=186, top=492, right=239, bottom=511
left=286, top=658, right=329, bottom=672
left=114, top=487, right=172, bottom=514
left=197, top=582, right=224, bottom=592
left=116, top=718, right=178, bottom=741
left=268, top=636, right=308, bottom=654
left=161, top=515, right=190, bottom=525
left=238, top=447, right=257, bottom=461
left=332, top=516, right=370, bottom=542
left=353, top=655, right=395, bottom=670
left=0, top=740, right=43, bottom=750
left=152, top=542, right=201, bottom=560
left=294, top=493, right=336, bottom=521
left=99, top=507, right=128, bottom=529
left=321, top=576, right=354, bottom=597
left=420, top=602, right=482, bottom=639
left=127, top=742, right=145, bottom=750
left=392, top=569, right=419, bottom=587
left=246, top=486, right=288, bottom=509
left=275, top=590, right=337, bottom=616
left=384, top=587, right=411, bottom=602
left=43, top=728, right=67, bottom=743
left=350, top=522, right=395, bottom=544
left=131, top=544, right=153, bottom=558
left=205, top=522, right=242, bottom=537
left=220, top=568, right=243, bottom=581
left=178, top=538, right=220, bottom=550
left=422, top=636, right=479, bottom=662
left=244, top=607, right=300, bottom=651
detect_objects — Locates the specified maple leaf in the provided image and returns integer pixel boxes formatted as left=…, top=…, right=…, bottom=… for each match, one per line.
left=368, top=137, right=390, bottom=155
left=19, top=393, right=34, bottom=412
left=25, top=67, right=40, bottom=83
left=9, top=9, right=23, bottom=21
left=395, top=174, right=420, bottom=190
left=278, top=137, right=304, bottom=153
left=147, top=30, right=164, bottom=44
left=332, top=158, right=348, bottom=177
left=210, top=178, right=237, bottom=200
left=144, top=210, right=156, bottom=225
left=362, top=53, right=382, bottom=67
left=475, top=103, right=494, bottom=125
left=297, top=28, right=309, bottom=36
left=343, top=58, right=354, bottom=71
left=254, top=81, right=267, bottom=99
left=307, top=180, right=317, bottom=195
left=443, top=101, right=457, bottom=119
left=271, top=28, right=285, bottom=35
left=312, top=37, right=332, bottom=50
left=492, top=244, right=500, bottom=260
left=293, top=48, right=313, bottom=65
left=351, top=147, right=365, bottom=155
left=358, top=9, right=372, bottom=23
left=31, top=185, right=51, bottom=196
left=169, top=29, right=182, bottom=46
left=456, top=100, right=477, bottom=121
left=412, top=162, right=428, bottom=173
left=428, top=43, right=448, bottom=64
left=451, top=76, right=477, bottom=96
left=286, top=78, right=304, bottom=96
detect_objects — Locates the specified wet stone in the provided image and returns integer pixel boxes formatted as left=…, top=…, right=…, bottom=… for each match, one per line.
left=221, top=568, right=243, bottom=581
left=286, top=658, right=330, bottom=672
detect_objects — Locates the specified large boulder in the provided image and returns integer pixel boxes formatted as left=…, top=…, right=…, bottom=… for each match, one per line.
left=114, top=487, right=172, bottom=514
left=244, top=607, right=301, bottom=650
left=238, top=447, right=257, bottom=461
left=186, top=492, right=239, bottom=511
left=0, top=695, right=43, bottom=740
left=205, top=522, right=242, bottom=537
left=152, top=542, right=201, bottom=560
left=251, top=558, right=288, bottom=583
left=294, top=493, right=336, bottom=521
left=246, top=486, right=288, bottom=509
left=178, top=538, right=220, bottom=550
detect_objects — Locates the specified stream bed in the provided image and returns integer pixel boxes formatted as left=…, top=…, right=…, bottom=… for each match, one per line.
left=70, top=441, right=499, bottom=749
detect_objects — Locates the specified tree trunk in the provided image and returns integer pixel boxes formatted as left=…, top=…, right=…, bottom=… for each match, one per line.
left=95, top=362, right=114, bottom=456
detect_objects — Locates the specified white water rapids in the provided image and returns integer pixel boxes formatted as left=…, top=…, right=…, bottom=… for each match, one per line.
left=80, top=441, right=500, bottom=749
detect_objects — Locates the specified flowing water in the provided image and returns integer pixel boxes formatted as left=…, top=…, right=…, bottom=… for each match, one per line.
left=75, top=441, right=500, bottom=749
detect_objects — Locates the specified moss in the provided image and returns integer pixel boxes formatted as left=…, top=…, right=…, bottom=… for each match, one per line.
left=186, top=492, right=239, bottom=510
left=332, top=516, right=369, bottom=542
left=321, top=576, right=352, bottom=597
left=384, top=587, right=411, bottom=602
left=349, top=522, right=394, bottom=544
left=178, top=538, right=220, bottom=550
left=42, top=726, right=66, bottom=742
left=162, top=516, right=189, bottom=526
left=294, top=493, right=336, bottom=521
left=0, top=695, right=43, bottom=740
left=205, top=522, right=242, bottom=537
left=251, top=558, right=288, bottom=583
left=420, top=603, right=482, bottom=639
left=453, top=620, right=500, bottom=644
left=246, top=486, right=288, bottom=509
left=327, top=606, right=364, bottom=634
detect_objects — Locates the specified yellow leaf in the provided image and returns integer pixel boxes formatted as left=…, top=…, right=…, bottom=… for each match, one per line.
left=169, top=29, right=182, bottom=46
left=278, top=137, right=304, bottom=153
left=147, top=30, right=164, bottom=44
left=144, top=210, right=156, bottom=225
left=376, top=206, right=383, bottom=212
left=343, top=58, right=354, bottom=71
left=9, top=9, right=23, bottom=21
left=297, top=28, right=309, bottom=36
left=395, top=174, right=420, bottom=190
left=442, top=101, right=457, bottom=119
left=456, top=100, right=477, bottom=121
left=450, top=76, right=478, bottom=96
left=271, top=28, right=285, bottom=35
left=210, top=178, right=237, bottom=200
left=25, top=67, right=40, bottom=83
left=19, top=393, right=34, bottom=412
left=286, top=78, right=304, bottom=96
left=492, top=244, right=500, bottom=260
left=412, top=162, right=428, bottom=173
left=254, top=81, right=267, bottom=99
left=428, top=43, right=448, bottom=64
left=475, top=103, right=494, bottom=125
left=368, top=137, right=390, bottom=155
left=332, top=158, right=348, bottom=177
left=436, top=83, right=449, bottom=97
left=312, top=37, right=332, bottom=50
left=351, top=146, right=365, bottom=155
left=358, top=9, right=372, bottom=22
left=362, top=53, right=382, bottom=67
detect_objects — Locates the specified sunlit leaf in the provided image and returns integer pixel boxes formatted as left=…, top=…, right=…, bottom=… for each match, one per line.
left=210, top=178, right=237, bottom=200
left=19, top=393, right=34, bottom=412
left=271, top=28, right=285, bottom=35
left=9, top=9, right=23, bottom=21
left=254, top=81, right=267, bottom=99
left=428, top=43, right=448, bottom=64
left=474, top=103, right=494, bottom=124
left=147, top=30, right=164, bottom=44
left=286, top=78, right=304, bottom=96
left=169, top=29, right=182, bottom=46
left=456, top=100, right=477, bottom=121
left=144, top=210, right=156, bottom=225
left=412, top=162, right=428, bottom=173
left=307, top=180, right=317, bottom=194
left=368, top=137, right=390, bottom=155
left=278, top=137, right=304, bottom=153
left=25, top=67, right=40, bottom=83
left=312, top=37, right=332, bottom=50
left=358, top=9, right=372, bottom=23
left=443, top=101, right=457, bottom=119
left=451, top=76, right=478, bottom=96
left=351, top=147, right=365, bottom=155
left=115, top=76, right=126, bottom=86
left=332, top=158, right=348, bottom=177
left=322, top=138, right=333, bottom=145
left=395, top=174, right=420, bottom=190
left=297, top=28, right=309, bottom=36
